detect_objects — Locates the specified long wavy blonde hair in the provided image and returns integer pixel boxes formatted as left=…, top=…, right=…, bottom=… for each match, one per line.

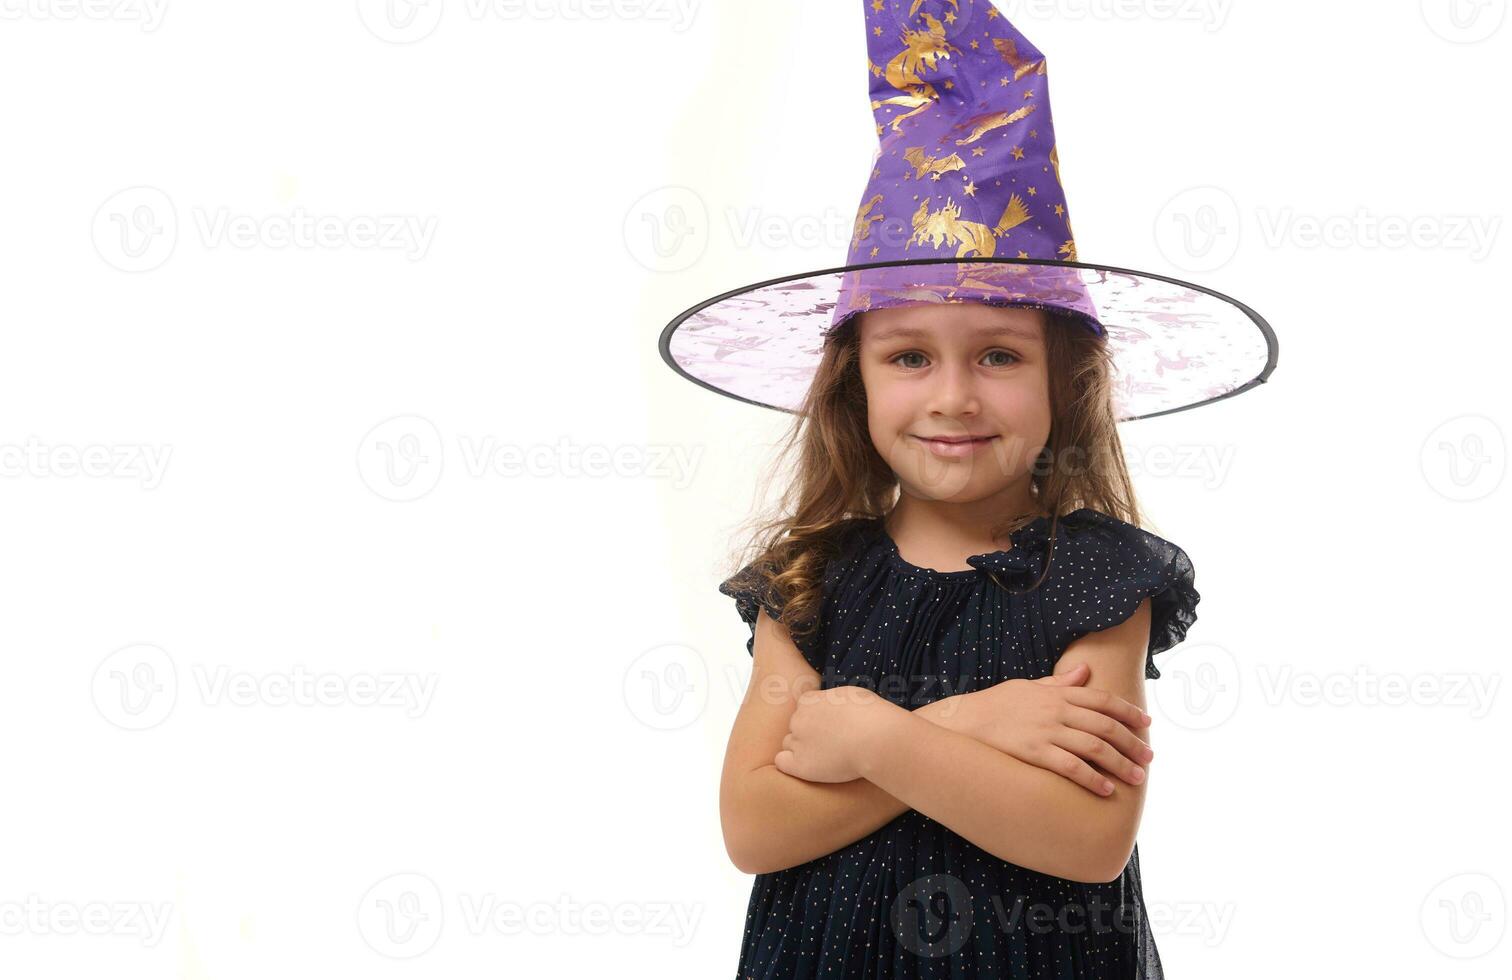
left=723, top=305, right=1145, bottom=651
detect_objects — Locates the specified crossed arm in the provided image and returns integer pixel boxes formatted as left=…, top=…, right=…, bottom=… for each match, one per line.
left=718, top=601, right=1154, bottom=882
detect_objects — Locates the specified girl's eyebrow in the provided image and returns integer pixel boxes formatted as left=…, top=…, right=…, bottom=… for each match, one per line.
left=871, top=324, right=1040, bottom=343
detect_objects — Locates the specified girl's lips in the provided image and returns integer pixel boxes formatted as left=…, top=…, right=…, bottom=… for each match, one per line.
left=912, top=435, right=998, bottom=458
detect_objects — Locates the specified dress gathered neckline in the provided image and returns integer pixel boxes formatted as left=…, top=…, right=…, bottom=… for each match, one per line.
left=873, top=507, right=1098, bottom=582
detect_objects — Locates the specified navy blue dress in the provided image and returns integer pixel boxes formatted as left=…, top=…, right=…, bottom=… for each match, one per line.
left=719, top=508, right=1200, bottom=979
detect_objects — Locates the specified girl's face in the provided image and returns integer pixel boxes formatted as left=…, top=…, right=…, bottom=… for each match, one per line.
left=858, top=302, right=1052, bottom=505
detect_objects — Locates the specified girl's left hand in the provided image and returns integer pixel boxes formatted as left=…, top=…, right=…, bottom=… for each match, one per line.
left=774, top=686, right=899, bottom=783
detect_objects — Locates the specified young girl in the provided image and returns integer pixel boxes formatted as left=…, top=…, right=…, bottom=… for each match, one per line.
left=658, top=3, right=1275, bottom=976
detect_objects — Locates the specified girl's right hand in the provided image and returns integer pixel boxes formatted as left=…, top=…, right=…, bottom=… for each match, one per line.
left=947, top=663, right=1154, bottom=796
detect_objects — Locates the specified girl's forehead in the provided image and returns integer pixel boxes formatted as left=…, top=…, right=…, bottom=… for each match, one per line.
left=860, top=303, right=1046, bottom=343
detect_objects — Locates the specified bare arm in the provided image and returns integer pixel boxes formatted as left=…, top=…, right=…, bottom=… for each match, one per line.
left=853, top=599, right=1156, bottom=883
left=719, top=607, right=976, bottom=875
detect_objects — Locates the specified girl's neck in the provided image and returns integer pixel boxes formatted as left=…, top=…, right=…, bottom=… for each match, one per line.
left=884, top=491, right=1048, bottom=556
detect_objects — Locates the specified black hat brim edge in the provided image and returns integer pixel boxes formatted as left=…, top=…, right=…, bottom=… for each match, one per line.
left=658, top=256, right=1278, bottom=423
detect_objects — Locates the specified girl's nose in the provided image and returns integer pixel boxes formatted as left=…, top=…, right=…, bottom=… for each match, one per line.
left=926, top=363, right=980, bottom=416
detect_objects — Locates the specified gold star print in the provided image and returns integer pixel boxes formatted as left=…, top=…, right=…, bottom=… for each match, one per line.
left=943, top=80, right=953, bottom=89
left=1054, top=204, right=1065, bottom=216
left=970, top=40, right=979, bottom=49
left=1011, top=146, right=1025, bottom=160
left=871, top=0, right=883, bottom=10
left=963, top=180, right=977, bottom=196
left=871, top=246, right=880, bottom=256
left=873, top=25, right=882, bottom=35
left=1027, top=187, right=1037, bottom=196
left=876, top=123, right=884, bottom=135
left=1023, top=90, right=1034, bottom=100
left=987, top=7, right=999, bottom=18
left=873, top=168, right=882, bottom=178
left=929, top=172, right=942, bottom=181
left=1017, top=250, right=1030, bottom=258
left=971, top=147, right=985, bottom=156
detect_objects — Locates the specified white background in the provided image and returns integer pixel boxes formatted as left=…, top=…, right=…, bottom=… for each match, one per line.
left=1, top=0, right=1508, bottom=977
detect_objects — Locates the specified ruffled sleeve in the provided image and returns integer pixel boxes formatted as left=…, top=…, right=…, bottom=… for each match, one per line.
left=718, top=560, right=827, bottom=672
left=1040, top=510, right=1200, bottom=680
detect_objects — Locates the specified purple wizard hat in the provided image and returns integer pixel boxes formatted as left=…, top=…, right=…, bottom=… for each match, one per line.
left=660, top=0, right=1277, bottom=421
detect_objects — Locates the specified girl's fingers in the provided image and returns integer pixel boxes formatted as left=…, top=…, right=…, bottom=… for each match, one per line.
left=1063, top=686, right=1153, bottom=733
left=1036, top=663, right=1089, bottom=685
left=1061, top=703, right=1154, bottom=769
left=1039, top=746, right=1117, bottom=796
left=1054, top=719, right=1148, bottom=786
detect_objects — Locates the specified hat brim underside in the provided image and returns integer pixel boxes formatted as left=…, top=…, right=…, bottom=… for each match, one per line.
left=659, top=257, right=1277, bottom=422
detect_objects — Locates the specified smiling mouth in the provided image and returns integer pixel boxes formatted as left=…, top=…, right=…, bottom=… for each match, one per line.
left=913, top=435, right=998, bottom=445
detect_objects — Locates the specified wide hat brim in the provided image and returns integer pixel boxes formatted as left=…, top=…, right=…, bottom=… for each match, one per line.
left=660, top=256, right=1278, bottom=422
